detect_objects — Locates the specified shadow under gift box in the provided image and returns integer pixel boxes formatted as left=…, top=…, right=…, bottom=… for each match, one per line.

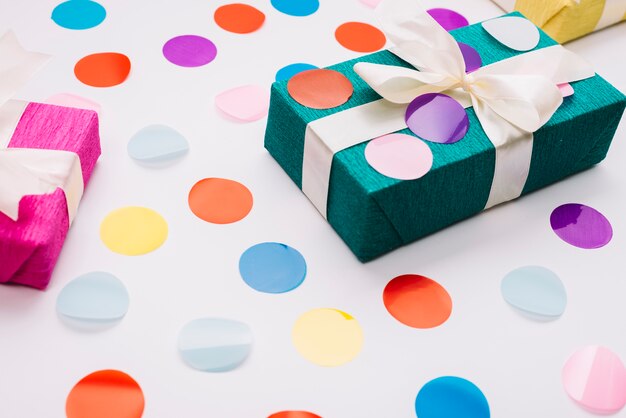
left=0, top=102, right=100, bottom=289
left=264, top=13, right=626, bottom=262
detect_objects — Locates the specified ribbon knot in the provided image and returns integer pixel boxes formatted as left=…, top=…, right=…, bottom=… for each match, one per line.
left=459, top=73, right=474, bottom=93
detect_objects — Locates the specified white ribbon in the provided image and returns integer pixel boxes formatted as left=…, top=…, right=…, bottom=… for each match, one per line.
left=0, top=30, right=84, bottom=223
left=301, top=0, right=595, bottom=218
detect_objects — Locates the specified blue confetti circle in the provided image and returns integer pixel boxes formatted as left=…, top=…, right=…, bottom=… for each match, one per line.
left=239, top=242, right=307, bottom=294
left=415, top=376, right=490, bottom=418
left=276, top=63, right=318, bottom=81
left=271, top=0, right=319, bottom=17
left=52, top=0, right=106, bottom=30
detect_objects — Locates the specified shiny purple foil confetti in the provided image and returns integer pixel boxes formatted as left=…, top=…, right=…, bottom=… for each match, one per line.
left=458, top=42, right=482, bottom=73
left=427, top=8, right=469, bottom=31
left=550, top=203, right=613, bottom=249
left=405, top=93, right=469, bottom=144
left=163, top=35, right=217, bottom=67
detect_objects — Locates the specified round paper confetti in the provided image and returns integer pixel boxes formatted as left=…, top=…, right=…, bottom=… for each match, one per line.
left=188, top=178, right=253, bottom=224
left=74, top=53, right=131, bottom=87
left=563, top=346, right=626, bottom=414
left=550, top=203, right=613, bottom=249
left=215, top=85, right=270, bottom=122
left=52, top=0, right=106, bottom=30
left=214, top=4, right=265, bottom=34
left=57, top=272, right=129, bottom=325
left=501, top=266, right=567, bottom=318
left=287, top=69, right=353, bottom=109
left=364, top=133, right=433, bottom=180
left=415, top=376, right=490, bottom=418
left=427, top=8, right=469, bottom=31
left=335, top=22, right=386, bottom=53
left=359, top=0, right=382, bottom=8
left=276, top=63, right=318, bottom=82
left=178, top=318, right=253, bottom=372
left=66, top=370, right=144, bottom=418
left=269, top=412, right=321, bottom=418
left=292, top=308, right=363, bottom=367
left=405, top=93, right=469, bottom=144
left=239, top=242, right=307, bottom=294
left=45, top=93, right=101, bottom=113
left=271, top=0, right=319, bottom=16
left=458, top=42, right=482, bottom=73
left=383, top=274, right=452, bottom=329
left=558, top=83, right=574, bottom=98
left=163, top=35, right=217, bottom=67
left=128, top=124, right=189, bottom=164
left=100, top=207, right=168, bottom=256
left=482, top=16, right=540, bottom=52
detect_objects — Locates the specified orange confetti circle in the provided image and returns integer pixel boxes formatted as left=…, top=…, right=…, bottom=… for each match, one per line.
left=214, top=3, right=266, bottom=34
left=66, top=370, right=144, bottom=418
left=74, top=52, right=131, bottom=87
left=383, top=274, right=452, bottom=329
left=188, top=177, right=253, bottom=224
left=269, top=412, right=322, bottom=418
left=335, top=22, right=386, bottom=53
left=287, top=69, right=353, bottom=109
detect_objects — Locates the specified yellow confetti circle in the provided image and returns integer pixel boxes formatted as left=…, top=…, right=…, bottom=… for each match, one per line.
left=292, top=308, right=363, bottom=367
left=100, top=206, right=168, bottom=256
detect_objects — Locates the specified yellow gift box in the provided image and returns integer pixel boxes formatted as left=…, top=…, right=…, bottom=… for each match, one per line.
left=492, top=0, right=626, bottom=42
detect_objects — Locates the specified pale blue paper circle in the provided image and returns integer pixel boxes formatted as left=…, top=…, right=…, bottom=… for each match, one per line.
left=56, top=272, right=129, bottom=323
left=127, top=124, right=189, bottom=164
left=178, top=318, right=253, bottom=372
left=239, top=242, right=307, bottom=294
left=501, top=266, right=567, bottom=318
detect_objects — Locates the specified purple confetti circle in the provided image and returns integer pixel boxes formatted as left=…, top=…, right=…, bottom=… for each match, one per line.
left=405, top=93, right=469, bottom=144
left=427, top=8, right=469, bottom=31
left=550, top=203, right=613, bottom=249
left=458, top=42, right=482, bottom=73
left=163, top=35, right=217, bottom=67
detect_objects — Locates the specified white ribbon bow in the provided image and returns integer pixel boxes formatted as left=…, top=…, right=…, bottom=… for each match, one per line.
left=354, top=0, right=596, bottom=208
left=0, top=30, right=84, bottom=223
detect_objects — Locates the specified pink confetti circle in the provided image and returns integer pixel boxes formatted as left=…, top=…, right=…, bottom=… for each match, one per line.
left=163, top=35, right=217, bottom=67
left=215, top=85, right=270, bottom=122
left=364, top=133, right=433, bottom=180
left=562, top=346, right=626, bottom=414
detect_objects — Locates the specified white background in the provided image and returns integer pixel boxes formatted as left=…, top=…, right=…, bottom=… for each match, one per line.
left=1, top=0, right=625, bottom=417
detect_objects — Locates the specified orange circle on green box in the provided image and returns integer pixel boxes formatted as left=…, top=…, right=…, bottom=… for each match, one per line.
left=214, top=3, right=266, bottom=34
left=383, top=274, right=452, bottom=328
left=66, top=370, right=144, bottom=418
left=287, top=69, right=353, bottom=109
left=335, top=22, right=386, bottom=53
left=74, top=52, right=131, bottom=87
left=100, top=206, right=168, bottom=255
left=188, top=178, right=253, bottom=224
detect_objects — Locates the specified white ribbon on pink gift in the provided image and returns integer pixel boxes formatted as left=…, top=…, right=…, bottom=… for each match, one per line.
left=301, top=0, right=596, bottom=218
left=0, top=31, right=84, bottom=223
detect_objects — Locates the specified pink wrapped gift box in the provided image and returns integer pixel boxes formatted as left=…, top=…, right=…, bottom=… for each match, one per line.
left=0, top=102, right=100, bottom=289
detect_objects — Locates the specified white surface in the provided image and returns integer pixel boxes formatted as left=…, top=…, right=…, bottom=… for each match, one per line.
left=0, top=1, right=625, bottom=417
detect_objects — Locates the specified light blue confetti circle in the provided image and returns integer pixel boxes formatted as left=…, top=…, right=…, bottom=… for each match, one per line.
left=239, top=242, right=307, bottom=294
left=56, top=271, right=129, bottom=323
left=271, top=0, right=319, bottom=17
left=51, top=0, right=106, bottom=30
left=275, top=63, right=318, bottom=81
left=178, top=318, right=253, bottom=372
left=501, top=266, right=567, bottom=318
left=415, top=376, right=490, bottom=418
left=127, top=124, right=189, bottom=164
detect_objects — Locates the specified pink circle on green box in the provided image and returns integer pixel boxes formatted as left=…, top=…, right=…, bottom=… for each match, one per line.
left=163, top=35, right=217, bottom=67
left=364, top=134, right=433, bottom=180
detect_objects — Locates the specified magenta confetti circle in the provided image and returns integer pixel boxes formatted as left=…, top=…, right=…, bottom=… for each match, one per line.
left=405, top=93, right=469, bottom=144
left=458, top=42, right=482, bottom=73
left=427, top=8, right=469, bottom=31
left=550, top=203, right=613, bottom=249
left=163, top=35, right=217, bottom=67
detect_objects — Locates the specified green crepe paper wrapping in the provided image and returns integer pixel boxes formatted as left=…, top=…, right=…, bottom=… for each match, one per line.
left=264, top=13, right=626, bottom=262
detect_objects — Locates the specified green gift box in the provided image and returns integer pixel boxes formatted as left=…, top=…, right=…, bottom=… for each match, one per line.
left=264, top=12, right=626, bottom=262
